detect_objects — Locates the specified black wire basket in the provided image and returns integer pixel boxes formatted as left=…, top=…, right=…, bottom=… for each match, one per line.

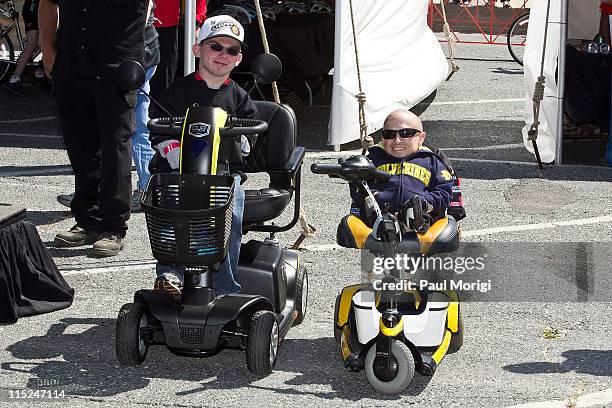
left=141, top=173, right=234, bottom=266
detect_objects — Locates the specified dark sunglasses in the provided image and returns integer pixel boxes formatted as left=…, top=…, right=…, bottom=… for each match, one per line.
left=381, top=128, right=422, bottom=140
left=203, top=41, right=241, bottom=56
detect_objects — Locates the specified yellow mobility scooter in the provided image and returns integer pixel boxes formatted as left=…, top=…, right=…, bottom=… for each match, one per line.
left=312, top=155, right=464, bottom=394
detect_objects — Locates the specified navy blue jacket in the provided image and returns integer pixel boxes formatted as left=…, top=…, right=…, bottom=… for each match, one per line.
left=350, top=145, right=453, bottom=220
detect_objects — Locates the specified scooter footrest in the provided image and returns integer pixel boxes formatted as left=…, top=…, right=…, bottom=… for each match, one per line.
left=416, top=355, right=437, bottom=376
left=344, top=352, right=364, bottom=372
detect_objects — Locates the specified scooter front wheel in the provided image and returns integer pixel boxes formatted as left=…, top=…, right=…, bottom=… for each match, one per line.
left=364, top=340, right=415, bottom=394
left=246, top=310, right=279, bottom=376
left=116, top=302, right=149, bottom=366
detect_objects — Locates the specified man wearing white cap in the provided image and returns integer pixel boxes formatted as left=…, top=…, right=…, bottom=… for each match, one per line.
left=150, top=15, right=258, bottom=296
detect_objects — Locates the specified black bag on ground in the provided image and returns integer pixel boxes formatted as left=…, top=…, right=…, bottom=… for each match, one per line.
left=0, top=220, right=74, bottom=324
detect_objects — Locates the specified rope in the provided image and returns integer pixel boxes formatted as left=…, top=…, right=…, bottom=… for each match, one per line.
left=439, top=0, right=459, bottom=80
left=253, top=0, right=315, bottom=244
left=348, top=0, right=374, bottom=154
left=526, top=0, right=551, bottom=169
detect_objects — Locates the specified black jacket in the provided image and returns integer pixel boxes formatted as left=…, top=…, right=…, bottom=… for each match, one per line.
left=150, top=73, right=258, bottom=145
left=350, top=145, right=453, bottom=222
left=50, top=0, right=147, bottom=79
left=149, top=73, right=259, bottom=173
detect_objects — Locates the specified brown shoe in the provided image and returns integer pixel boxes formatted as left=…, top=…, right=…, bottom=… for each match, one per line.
left=87, top=232, right=125, bottom=257
left=153, top=272, right=183, bottom=296
left=54, top=225, right=102, bottom=247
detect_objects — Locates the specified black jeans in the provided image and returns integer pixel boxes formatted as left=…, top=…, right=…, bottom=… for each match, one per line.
left=54, top=73, right=135, bottom=236
left=150, top=25, right=178, bottom=99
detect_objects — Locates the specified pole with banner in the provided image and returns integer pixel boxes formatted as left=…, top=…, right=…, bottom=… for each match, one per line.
left=184, top=0, right=196, bottom=75
left=602, top=11, right=612, bottom=167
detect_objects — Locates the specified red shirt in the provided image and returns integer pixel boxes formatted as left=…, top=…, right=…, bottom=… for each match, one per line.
left=154, top=0, right=206, bottom=28
left=194, top=71, right=230, bottom=87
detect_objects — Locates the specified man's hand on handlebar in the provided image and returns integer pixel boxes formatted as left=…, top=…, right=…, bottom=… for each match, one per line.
left=157, top=139, right=181, bottom=169
left=240, top=135, right=251, bottom=157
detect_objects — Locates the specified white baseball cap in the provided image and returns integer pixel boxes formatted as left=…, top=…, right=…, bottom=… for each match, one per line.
left=198, top=15, right=247, bottom=49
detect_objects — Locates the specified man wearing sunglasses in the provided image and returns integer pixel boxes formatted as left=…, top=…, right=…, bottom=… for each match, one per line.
left=349, top=109, right=454, bottom=226
left=149, top=15, right=258, bottom=296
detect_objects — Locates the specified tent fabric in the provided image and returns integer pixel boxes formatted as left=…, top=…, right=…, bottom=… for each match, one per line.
left=0, top=221, right=74, bottom=324
left=328, top=0, right=447, bottom=146
left=568, top=0, right=600, bottom=41
left=522, top=0, right=562, bottom=163
left=522, top=0, right=604, bottom=163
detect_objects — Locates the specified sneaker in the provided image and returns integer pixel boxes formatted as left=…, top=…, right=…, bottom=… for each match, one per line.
left=131, top=189, right=144, bottom=212
left=154, top=272, right=183, bottom=295
left=6, top=80, right=27, bottom=97
left=54, top=224, right=103, bottom=247
left=57, top=193, right=74, bottom=208
left=87, top=232, right=125, bottom=257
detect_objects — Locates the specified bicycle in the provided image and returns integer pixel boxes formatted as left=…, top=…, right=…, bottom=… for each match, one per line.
left=507, top=11, right=529, bottom=66
left=0, top=0, right=42, bottom=84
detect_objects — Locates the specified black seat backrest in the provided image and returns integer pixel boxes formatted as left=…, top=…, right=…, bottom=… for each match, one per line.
left=244, top=101, right=297, bottom=176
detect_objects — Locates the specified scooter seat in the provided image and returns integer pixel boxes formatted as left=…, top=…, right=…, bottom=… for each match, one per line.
left=336, top=214, right=459, bottom=255
left=243, top=188, right=291, bottom=224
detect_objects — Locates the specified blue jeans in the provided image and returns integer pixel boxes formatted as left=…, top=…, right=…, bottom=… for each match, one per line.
left=131, top=65, right=157, bottom=192
left=156, top=174, right=243, bottom=295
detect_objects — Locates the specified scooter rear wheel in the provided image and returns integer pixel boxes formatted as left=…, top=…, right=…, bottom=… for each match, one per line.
left=293, top=266, right=308, bottom=326
left=246, top=310, right=279, bottom=376
left=333, top=294, right=342, bottom=343
left=448, top=307, right=464, bottom=353
left=365, top=340, right=415, bottom=394
left=116, top=302, right=149, bottom=366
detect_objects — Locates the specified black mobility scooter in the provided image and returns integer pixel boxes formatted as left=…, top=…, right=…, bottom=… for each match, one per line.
left=115, top=54, right=308, bottom=375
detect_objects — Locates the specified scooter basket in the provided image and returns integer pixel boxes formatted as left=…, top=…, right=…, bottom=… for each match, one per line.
left=141, top=173, right=234, bottom=266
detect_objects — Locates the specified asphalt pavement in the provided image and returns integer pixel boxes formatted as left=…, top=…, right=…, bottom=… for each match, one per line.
left=0, top=41, right=611, bottom=408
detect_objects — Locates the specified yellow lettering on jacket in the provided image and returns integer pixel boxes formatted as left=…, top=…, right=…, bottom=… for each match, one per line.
left=377, top=162, right=431, bottom=186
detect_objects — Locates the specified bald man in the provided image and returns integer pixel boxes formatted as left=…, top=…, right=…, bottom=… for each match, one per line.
left=349, top=109, right=453, bottom=225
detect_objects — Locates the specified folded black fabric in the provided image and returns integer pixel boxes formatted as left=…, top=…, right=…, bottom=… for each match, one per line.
left=0, top=221, right=74, bottom=324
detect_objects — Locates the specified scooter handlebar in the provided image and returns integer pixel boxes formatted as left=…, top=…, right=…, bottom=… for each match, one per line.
left=220, top=117, right=268, bottom=138
left=147, top=117, right=184, bottom=136
left=310, top=162, right=391, bottom=182
left=310, top=163, right=343, bottom=175
left=147, top=116, right=267, bottom=138
left=374, top=170, right=392, bottom=182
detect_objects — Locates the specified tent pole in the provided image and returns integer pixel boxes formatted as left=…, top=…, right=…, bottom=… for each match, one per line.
left=555, top=0, right=568, bottom=165
left=183, top=0, right=196, bottom=76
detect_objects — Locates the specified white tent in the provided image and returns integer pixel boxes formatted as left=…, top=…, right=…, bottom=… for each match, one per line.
left=328, top=0, right=448, bottom=148
left=522, top=0, right=603, bottom=163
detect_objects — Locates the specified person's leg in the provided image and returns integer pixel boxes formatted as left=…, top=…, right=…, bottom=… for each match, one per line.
left=88, top=79, right=134, bottom=253
left=6, top=30, right=38, bottom=96
left=131, top=65, right=157, bottom=194
left=11, top=30, right=38, bottom=80
left=55, top=77, right=103, bottom=232
left=213, top=174, right=244, bottom=295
